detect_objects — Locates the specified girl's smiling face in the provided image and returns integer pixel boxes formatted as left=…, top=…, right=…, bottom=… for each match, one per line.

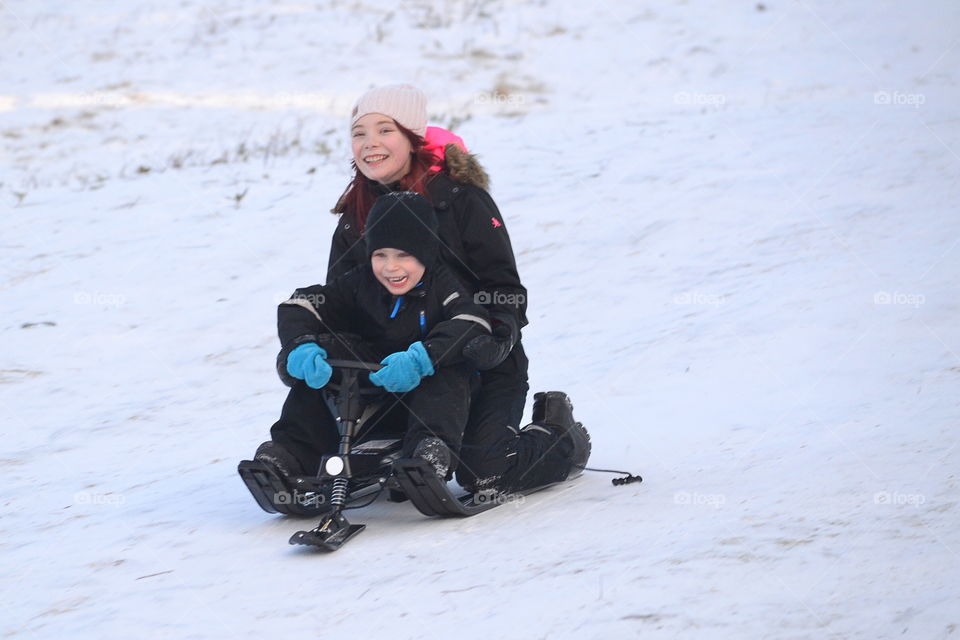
left=370, top=248, right=425, bottom=295
left=351, top=114, right=414, bottom=184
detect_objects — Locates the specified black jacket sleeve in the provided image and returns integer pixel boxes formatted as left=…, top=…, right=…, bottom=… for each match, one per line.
left=422, top=267, right=492, bottom=368
left=456, top=186, right=528, bottom=331
left=275, top=272, right=358, bottom=386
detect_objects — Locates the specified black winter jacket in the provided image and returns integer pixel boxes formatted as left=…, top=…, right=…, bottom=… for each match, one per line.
left=327, top=146, right=528, bottom=333
left=276, top=262, right=491, bottom=387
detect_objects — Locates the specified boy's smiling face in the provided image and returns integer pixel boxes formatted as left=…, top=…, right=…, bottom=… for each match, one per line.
left=371, top=248, right=425, bottom=295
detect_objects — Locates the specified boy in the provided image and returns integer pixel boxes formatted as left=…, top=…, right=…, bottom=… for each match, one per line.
left=256, top=191, right=490, bottom=491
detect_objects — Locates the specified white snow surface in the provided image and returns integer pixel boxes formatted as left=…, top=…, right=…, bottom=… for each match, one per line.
left=2, top=1, right=959, bottom=638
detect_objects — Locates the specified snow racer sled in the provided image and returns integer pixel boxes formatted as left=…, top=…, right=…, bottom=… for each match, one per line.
left=237, top=359, right=529, bottom=552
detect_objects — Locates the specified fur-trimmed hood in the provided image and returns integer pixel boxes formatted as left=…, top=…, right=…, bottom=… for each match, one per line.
left=442, top=143, right=489, bottom=191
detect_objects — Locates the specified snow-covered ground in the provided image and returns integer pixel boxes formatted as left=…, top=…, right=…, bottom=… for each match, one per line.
left=2, top=1, right=958, bottom=638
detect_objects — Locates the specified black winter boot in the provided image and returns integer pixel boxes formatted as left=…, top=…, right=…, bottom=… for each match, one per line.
left=527, top=391, right=591, bottom=480
left=254, top=440, right=305, bottom=483
left=412, top=437, right=452, bottom=479
left=254, top=441, right=333, bottom=516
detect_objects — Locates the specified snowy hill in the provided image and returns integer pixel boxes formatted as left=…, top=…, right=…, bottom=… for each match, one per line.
left=2, top=1, right=959, bottom=638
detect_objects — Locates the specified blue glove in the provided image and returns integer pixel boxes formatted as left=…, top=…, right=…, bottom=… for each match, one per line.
left=369, top=342, right=435, bottom=393
left=286, top=343, right=332, bottom=389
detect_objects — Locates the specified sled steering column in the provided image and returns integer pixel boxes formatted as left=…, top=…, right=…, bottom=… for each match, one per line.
left=288, top=359, right=385, bottom=551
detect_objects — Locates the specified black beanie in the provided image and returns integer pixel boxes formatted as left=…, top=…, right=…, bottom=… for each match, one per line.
left=365, top=191, right=439, bottom=267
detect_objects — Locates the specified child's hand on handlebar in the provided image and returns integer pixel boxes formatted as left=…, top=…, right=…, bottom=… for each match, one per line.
left=286, top=343, right=332, bottom=389
left=369, top=342, right=435, bottom=393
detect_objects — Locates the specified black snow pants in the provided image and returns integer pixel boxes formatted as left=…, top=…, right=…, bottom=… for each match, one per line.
left=270, top=334, right=475, bottom=476
left=270, top=337, right=573, bottom=491
left=454, top=342, right=574, bottom=493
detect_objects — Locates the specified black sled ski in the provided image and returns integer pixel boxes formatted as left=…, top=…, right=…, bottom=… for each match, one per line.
left=391, top=458, right=499, bottom=516
left=288, top=511, right=366, bottom=551
left=238, top=453, right=393, bottom=517
left=238, top=460, right=309, bottom=516
left=391, top=458, right=564, bottom=517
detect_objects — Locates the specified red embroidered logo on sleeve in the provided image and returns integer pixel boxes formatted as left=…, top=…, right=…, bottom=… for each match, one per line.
left=491, top=217, right=503, bottom=228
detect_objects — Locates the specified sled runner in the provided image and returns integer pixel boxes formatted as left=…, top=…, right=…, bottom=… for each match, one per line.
left=391, top=458, right=565, bottom=518
left=391, top=458, right=501, bottom=517
left=238, top=443, right=398, bottom=517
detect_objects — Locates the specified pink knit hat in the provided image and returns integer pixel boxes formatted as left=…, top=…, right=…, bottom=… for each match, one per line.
left=350, top=84, right=428, bottom=138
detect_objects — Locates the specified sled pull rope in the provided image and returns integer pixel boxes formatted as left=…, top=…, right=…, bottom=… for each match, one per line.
left=576, top=465, right=643, bottom=486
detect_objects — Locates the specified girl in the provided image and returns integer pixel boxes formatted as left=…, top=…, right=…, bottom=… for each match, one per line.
left=318, top=84, right=590, bottom=494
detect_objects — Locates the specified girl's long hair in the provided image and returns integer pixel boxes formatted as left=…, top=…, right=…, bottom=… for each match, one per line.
left=333, top=122, right=442, bottom=233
